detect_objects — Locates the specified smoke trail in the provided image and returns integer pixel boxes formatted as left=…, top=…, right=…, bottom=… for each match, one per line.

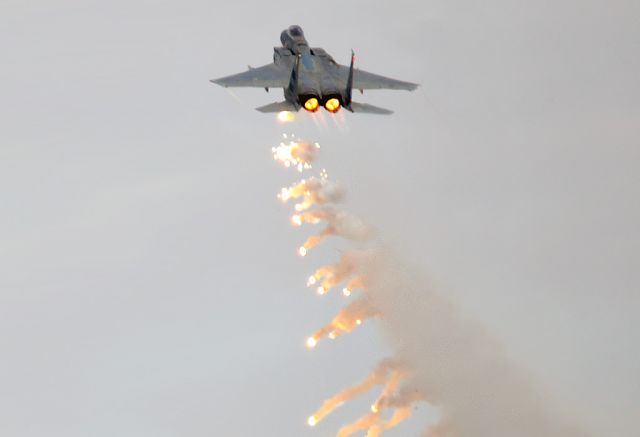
left=336, top=413, right=382, bottom=437
left=367, top=406, right=413, bottom=436
left=307, top=252, right=356, bottom=295
left=293, top=208, right=335, bottom=226
left=371, top=368, right=406, bottom=413
left=306, top=294, right=381, bottom=346
left=297, top=208, right=374, bottom=257
left=356, top=250, right=589, bottom=436
left=307, top=358, right=402, bottom=425
left=273, top=135, right=427, bottom=435
left=271, top=133, right=587, bottom=436
left=376, top=384, right=426, bottom=412
left=369, top=384, right=428, bottom=435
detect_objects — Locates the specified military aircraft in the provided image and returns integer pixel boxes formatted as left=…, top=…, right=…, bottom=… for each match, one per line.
left=210, top=25, right=418, bottom=115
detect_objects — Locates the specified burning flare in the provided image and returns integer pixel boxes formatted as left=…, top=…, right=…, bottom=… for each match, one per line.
left=343, top=276, right=365, bottom=297
left=279, top=178, right=344, bottom=212
left=272, top=139, right=319, bottom=171
left=307, top=359, right=403, bottom=425
left=314, top=296, right=380, bottom=338
left=306, top=336, right=318, bottom=349
left=299, top=229, right=333, bottom=256
left=295, top=208, right=374, bottom=256
left=273, top=134, right=428, bottom=436
left=277, top=111, right=296, bottom=123
left=306, top=354, right=425, bottom=436
left=365, top=407, right=413, bottom=437
left=367, top=386, right=426, bottom=436
left=306, top=254, right=357, bottom=295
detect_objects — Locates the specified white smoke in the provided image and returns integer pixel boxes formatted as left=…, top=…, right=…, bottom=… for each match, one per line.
left=356, top=250, right=589, bottom=437
left=275, top=136, right=588, bottom=436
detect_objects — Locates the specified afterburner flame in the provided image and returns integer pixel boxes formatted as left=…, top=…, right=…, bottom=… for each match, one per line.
left=304, top=97, right=320, bottom=112
left=325, top=98, right=341, bottom=113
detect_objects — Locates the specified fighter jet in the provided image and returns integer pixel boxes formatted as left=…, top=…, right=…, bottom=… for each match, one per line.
left=210, top=25, right=418, bottom=115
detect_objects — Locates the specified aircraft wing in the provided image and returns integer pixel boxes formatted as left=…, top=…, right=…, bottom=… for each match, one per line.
left=210, top=63, right=291, bottom=88
left=339, top=66, right=419, bottom=91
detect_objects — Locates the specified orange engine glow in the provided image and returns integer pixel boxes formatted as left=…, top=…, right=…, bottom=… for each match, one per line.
left=325, top=98, right=341, bottom=113
left=304, top=97, right=320, bottom=112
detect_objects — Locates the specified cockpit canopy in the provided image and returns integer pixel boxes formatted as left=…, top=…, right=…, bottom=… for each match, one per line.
left=289, top=25, right=304, bottom=37
left=281, top=25, right=308, bottom=49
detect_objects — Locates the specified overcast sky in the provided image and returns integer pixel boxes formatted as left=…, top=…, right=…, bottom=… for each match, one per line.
left=1, top=1, right=639, bottom=436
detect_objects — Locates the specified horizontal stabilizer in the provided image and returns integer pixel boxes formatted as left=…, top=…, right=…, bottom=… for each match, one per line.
left=349, top=102, right=393, bottom=115
left=255, top=101, right=298, bottom=113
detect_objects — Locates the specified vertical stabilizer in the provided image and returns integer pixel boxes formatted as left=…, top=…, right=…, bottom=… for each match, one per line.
left=343, top=50, right=392, bottom=115
left=345, top=50, right=355, bottom=109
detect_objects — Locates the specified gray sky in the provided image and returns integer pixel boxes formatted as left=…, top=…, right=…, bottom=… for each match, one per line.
left=1, top=1, right=638, bottom=436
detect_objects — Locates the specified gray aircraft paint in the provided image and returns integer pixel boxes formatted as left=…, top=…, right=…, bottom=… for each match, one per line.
left=210, top=25, right=418, bottom=114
